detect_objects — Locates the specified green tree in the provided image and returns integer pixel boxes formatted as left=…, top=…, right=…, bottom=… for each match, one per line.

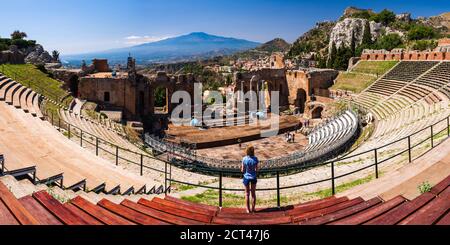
left=370, top=9, right=396, bottom=26
left=407, top=25, right=436, bottom=40
left=332, top=46, right=353, bottom=70
left=328, top=41, right=337, bottom=68
left=411, top=40, right=438, bottom=51
left=350, top=30, right=356, bottom=56
left=11, top=30, right=27, bottom=40
left=52, top=50, right=60, bottom=62
left=374, top=33, right=403, bottom=51
left=361, top=21, right=373, bottom=46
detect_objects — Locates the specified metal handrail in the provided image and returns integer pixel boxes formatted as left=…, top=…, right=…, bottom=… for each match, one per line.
left=5, top=69, right=449, bottom=207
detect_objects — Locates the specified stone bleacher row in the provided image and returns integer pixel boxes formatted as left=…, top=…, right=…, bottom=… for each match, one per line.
left=0, top=175, right=448, bottom=225
left=356, top=61, right=450, bottom=120
left=350, top=61, right=450, bottom=158
left=306, top=110, right=358, bottom=151
left=0, top=75, right=44, bottom=119
left=415, top=62, right=450, bottom=99
left=382, top=61, right=438, bottom=83
left=0, top=74, right=161, bottom=196
left=59, top=108, right=143, bottom=153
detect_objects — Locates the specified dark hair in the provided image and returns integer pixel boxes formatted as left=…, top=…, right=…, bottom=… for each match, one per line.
left=245, top=145, right=255, bottom=156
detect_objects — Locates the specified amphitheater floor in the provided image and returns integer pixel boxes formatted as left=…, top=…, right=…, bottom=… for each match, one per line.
left=165, top=114, right=301, bottom=148
left=196, top=132, right=308, bottom=161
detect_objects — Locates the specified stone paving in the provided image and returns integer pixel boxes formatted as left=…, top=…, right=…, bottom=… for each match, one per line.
left=197, top=132, right=307, bottom=160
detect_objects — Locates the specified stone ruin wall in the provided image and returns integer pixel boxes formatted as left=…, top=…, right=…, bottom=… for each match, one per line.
left=234, top=68, right=339, bottom=116
left=361, top=49, right=450, bottom=61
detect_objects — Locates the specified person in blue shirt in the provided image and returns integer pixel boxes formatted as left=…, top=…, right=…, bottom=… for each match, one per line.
left=241, top=145, right=259, bottom=213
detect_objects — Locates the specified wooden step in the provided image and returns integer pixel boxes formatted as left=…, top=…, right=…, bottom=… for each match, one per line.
left=329, top=196, right=407, bottom=225
left=157, top=196, right=217, bottom=216
left=32, top=191, right=91, bottom=225
left=299, top=197, right=382, bottom=225
left=292, top=197, right=364, bottom=223
left=431, top=175, right=450, bottom=195
left=97, top=199, right=169, bottom=225
left=70, top=196, right=135, bottom=225
left=121, top=199, right=204, bottom=225
left=18, top=195, right=62, bottom=225
left=0, top=182, right=39, bottom=225
left=63, top=203, right=103, bottom=225
left=399, top=187, right=450, bottom=225
left=164, top=196, right=219, bottom=212
left=365, top=192, right=435, bottom=225
left=212, top=214, right=292, bottom=225
left=0, top=200, right=19, bottom=225
left=436, top=211, right=450, bottom=225
left=138, top=198, right=213, bottom=223
left=286, top=196, right=349, bottom=216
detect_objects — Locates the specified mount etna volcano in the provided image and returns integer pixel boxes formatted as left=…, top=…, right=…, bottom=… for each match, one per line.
left=62, top=32, right=260, bottom=65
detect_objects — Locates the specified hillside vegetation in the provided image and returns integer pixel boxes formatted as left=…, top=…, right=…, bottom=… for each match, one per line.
left=331, top=60, right=398, bottom=93
left=351, top=60, right=398, bottom=75
left=0, top=64, right=72, bottom=120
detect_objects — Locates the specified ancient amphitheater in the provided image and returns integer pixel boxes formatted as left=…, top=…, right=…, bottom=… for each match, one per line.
left=0, top=58, right=449, bottom=225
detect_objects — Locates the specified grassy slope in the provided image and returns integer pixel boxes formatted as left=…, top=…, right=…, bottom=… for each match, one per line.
left=0, top=64, right=73, bottom=121
left=351, top=61, right=399, bottom=76
left=332, top=61, right=398, bottom=93
left=332, top=72, right=377, bottom=93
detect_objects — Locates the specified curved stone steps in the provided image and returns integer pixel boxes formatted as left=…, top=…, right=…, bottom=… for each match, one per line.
left=0, top=80, right=17, bottom=100
left=13, top=85, right=27, bottom=108
left=0, top=100, right=158, bottom=195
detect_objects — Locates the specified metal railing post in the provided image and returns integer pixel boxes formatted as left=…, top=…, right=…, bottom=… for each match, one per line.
left=51, top=112, right=54, bottom=125
left=331, top=162, right=335, bottom=195
left=95, top=137, right=99, bottom=156
left=431, top=125, right=434, bottom=148
left=80, top=130, right=83, bottom=147
left=169, top=162, right=172, bottom=187
left=219, top=172, right=223, bottom=208
left=164, top=161, right=168, bottom=196
left=140, top=154, right=143, bottom=176
left=447, top=117, right=450, bottom=137
left=374, top=148, right=379, bottom=179
left=58, top=117, right=61, bottom=130
left=276, top=171, right=281, bottom=208
left=68, top=124, right=71, bottom=139
left=407, top=136, right=412, bottom=163
left=115, top=146, right=119, bottom=166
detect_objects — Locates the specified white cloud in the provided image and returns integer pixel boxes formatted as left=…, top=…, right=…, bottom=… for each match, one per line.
left=123, top=35, right=170, bottom=45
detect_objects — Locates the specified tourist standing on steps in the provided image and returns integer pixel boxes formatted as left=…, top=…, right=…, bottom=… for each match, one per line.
left=241, top=146, right=259, bottom=213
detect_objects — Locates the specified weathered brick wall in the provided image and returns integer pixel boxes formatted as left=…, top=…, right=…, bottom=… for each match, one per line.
left=361, top=50, right=450, bottom=61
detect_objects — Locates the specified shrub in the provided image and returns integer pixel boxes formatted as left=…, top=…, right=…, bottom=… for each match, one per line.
left=418, top=181, right=432, bottom=194
left=0, top=43, right=8, bottom=51
left=370, top=9, right=396, bottom=26
left=408, top=25, right=437, bottom=40
left=373, top=33, right=404, bottom=51
left=411, top=40, right=438, bottom=51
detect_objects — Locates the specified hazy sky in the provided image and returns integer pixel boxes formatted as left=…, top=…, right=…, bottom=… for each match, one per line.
left=1, top=0, right=448, bottom=55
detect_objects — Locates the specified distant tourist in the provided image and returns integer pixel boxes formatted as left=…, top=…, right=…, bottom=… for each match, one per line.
left=241, top=146, right=259, bottom=213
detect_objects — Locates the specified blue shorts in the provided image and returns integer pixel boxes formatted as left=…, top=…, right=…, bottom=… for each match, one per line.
left=243, top=178, right=257, bottom=186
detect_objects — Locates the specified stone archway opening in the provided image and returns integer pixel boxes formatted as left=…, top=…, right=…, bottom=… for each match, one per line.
left=295, top=88, right=307, bottom=114
left=311, top=106, right=323, bottom=119
left=69, top=75, right=79, bottom=97
left=153, top=86, right=168, bottom=114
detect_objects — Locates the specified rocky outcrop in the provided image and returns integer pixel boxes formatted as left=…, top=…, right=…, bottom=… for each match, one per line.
left=329, top=18, right=377, bottom=50
left=425, top=12, right=450, bottom=34
left=0, top=45, right=25, bottom=64
left=24, top=44, right=53, bottom=65
left=329, top=17, right=408, bottom=53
